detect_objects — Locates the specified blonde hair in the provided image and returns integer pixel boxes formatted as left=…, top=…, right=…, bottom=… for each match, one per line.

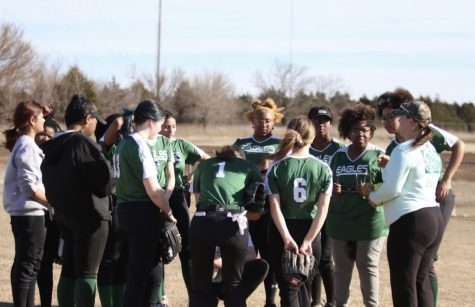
left=244, top=98, right=285, bottom=124
left=269, top=116, right=315, bottom=161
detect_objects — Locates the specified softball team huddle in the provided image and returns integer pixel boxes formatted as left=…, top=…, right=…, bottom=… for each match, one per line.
left=2, top=87, right=464, bottom=307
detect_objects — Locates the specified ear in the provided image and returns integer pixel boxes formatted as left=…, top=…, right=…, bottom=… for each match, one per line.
left=85, top=114, right=93, bottom=123
left=28, top=116, right=36, bottom=127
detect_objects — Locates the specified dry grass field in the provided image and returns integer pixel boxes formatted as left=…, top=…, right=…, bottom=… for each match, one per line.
left=0, top=124, right=474, bottom=306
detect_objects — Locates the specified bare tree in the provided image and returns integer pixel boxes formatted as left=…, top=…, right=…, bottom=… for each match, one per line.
left=254, top=60, right=313, bottom=96
left=253, top=60, right=314, bottom=119
left=190, top=72, right=238, bottom=127
left=313, top=75, right=345, bottom=100
left=0, top=23, right=38, bottom=119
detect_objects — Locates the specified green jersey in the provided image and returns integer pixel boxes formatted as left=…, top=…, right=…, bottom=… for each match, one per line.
left=148, top=135, right=174, bottom=188
left=98, top=140, right=117, bottom=162
left=386, top=124, right=457, bottom=156
left=233, top=135, right=280, bottom=166
left=114, top=133, right=159, bottom=204
left=192, top=157, right=261, bottom=211
left=168, top=138, right=204, bottom=190
left=327, top=144, right=388, bottom=241
left=309, top=139, right=345, bottom=165
left=266, top=155, right=333, bottom=220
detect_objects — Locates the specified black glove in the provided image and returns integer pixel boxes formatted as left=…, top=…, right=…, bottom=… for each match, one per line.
left=159, top=219, right=182, bottom=264
left=244, top=181, right=266, bottom=214
left=281, top=250, right=316, bottom=287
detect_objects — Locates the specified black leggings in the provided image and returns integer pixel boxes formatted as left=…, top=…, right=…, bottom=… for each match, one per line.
left=37, top=215, right=60, bottom=307
left=387, top=206, right=443, bottom=307
left=269, top=219, right=321, bottom=307
left=190, top=213, right=249, bottom=307
left=57, top=216, right=109, bottom=280
left=311, top=222, right=335, bottom=306
left=98, top=198, right=127, bottom=288
left=214, top=258, right=269, bottom=301
left=118, top=201, right=164, bottom=307
left=10, top=215, right=46, bottom=307
left=249, top=213, right=277, bottom=305
left=169, top=189, right=192, bottom=292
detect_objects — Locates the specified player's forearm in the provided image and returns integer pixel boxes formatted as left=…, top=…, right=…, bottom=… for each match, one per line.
left=269, top=196, right=291, bottom=241
left=165, top=163, right=175, bottom=199
left=304, top=194, right=329, bottom=243
left=442, top=139, right=465, bottom=183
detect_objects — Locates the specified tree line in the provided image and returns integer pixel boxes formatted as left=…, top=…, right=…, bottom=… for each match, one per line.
left=1, top=23, right=474, bottom=131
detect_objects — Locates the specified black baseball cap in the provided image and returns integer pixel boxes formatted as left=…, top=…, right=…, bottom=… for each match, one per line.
left=308, top=106, right=333, bottom=121
left=65, top=95, right=106, bottom=126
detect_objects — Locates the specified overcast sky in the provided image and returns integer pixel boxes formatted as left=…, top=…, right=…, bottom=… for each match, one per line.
left=2, top=0, right=474, bottom=102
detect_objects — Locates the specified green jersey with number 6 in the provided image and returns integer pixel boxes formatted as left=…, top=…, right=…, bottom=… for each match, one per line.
left=114, top=133, right=159, bottom=204
left=309, top=139, right=345, bottom=165
left=193, top=157, right=261, bottom=211
left=266, top=155, right=333, bottom=220
left=169, top=138, right=204, bottom=190
left=233, top=136, right=280, bottom=166
left=327, top=144, right=388, bottom=241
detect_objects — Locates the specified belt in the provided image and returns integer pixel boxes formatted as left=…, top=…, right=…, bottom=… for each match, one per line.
left=194, top=211, right=233, bottom=217
left=340, top=185, right=357, bottom=193
left=194, top=204, right=248, bottom=235
left=196, top=204, right=244, bottom=214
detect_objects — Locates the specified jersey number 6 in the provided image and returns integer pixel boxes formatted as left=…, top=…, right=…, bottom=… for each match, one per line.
left=293, top=178, right=307, bottom=203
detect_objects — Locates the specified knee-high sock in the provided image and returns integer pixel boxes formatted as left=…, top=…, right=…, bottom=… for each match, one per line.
left=74, top=278, right=97, bottom=307
left=57, top=276, right=75, bottom=307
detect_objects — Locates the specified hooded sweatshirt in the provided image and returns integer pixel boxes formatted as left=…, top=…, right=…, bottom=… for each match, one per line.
left=3, top=135, right=47, bottom=216
left=41, top=131, right=112, bottom=221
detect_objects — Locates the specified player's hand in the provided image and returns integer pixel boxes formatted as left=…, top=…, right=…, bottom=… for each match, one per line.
left=284, top=236, right=299, bottom=254
left=299, top=240, right=313, bottom=255
left=436, top=179, right=450, bottom=202
left=246, top=211, right=262, bottom=221
left=168, top=214, right=177, bottom=224
left=378, top=154, right=390, bottom=167
left=333, top=182, right=342, bottom=194
left=357, top=183, right=373, bottom=198
left=368, top=199, right=378, bottom=208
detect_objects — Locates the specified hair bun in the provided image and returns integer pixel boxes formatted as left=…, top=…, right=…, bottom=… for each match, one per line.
left=245, top=98, right=285, bottom=123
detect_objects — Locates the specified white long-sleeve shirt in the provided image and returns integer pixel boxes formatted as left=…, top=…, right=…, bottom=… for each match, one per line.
left=369, top=139, right=441, bottom=226
left=3, top=135, right=46, bottom=216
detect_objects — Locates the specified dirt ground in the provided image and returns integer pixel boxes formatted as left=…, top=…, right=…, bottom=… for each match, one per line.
left=0, top=126, right=474, bottom=306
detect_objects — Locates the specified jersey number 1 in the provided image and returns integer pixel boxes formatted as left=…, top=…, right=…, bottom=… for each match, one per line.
left=112, top=154, right=120, bottom=178
left=216, top=162, right=226, bottom=178
left=293, top=178, right=307, bottom=203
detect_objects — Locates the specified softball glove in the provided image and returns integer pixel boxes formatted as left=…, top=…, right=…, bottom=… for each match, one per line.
left=281, top=250, right=317, bottom=287
left=159, top=219, right=182, bottom=264
left=244, top=181, right=266, bottom=214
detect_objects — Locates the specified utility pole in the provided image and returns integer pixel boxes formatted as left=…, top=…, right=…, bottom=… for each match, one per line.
left=156, top=0, right=162, bottom=101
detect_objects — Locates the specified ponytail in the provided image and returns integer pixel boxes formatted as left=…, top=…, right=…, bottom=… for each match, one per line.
left=268, top=116, right=315, bottom=162
left=3, top=128, right=20, bottom=152
left=269, top=129, right=300, bottom=161
left=3, top=100, right=43, bottom=151
left=412, top=126, right=433, bottom=148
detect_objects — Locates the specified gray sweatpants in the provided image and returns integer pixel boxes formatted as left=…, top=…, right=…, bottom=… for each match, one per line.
left=331, top=236, right=386, bottom=307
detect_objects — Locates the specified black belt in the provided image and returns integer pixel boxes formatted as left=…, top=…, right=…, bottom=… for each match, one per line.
left=196, top=204, right=244, bottom=214
left=340, top=185, right=358, bottom=193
